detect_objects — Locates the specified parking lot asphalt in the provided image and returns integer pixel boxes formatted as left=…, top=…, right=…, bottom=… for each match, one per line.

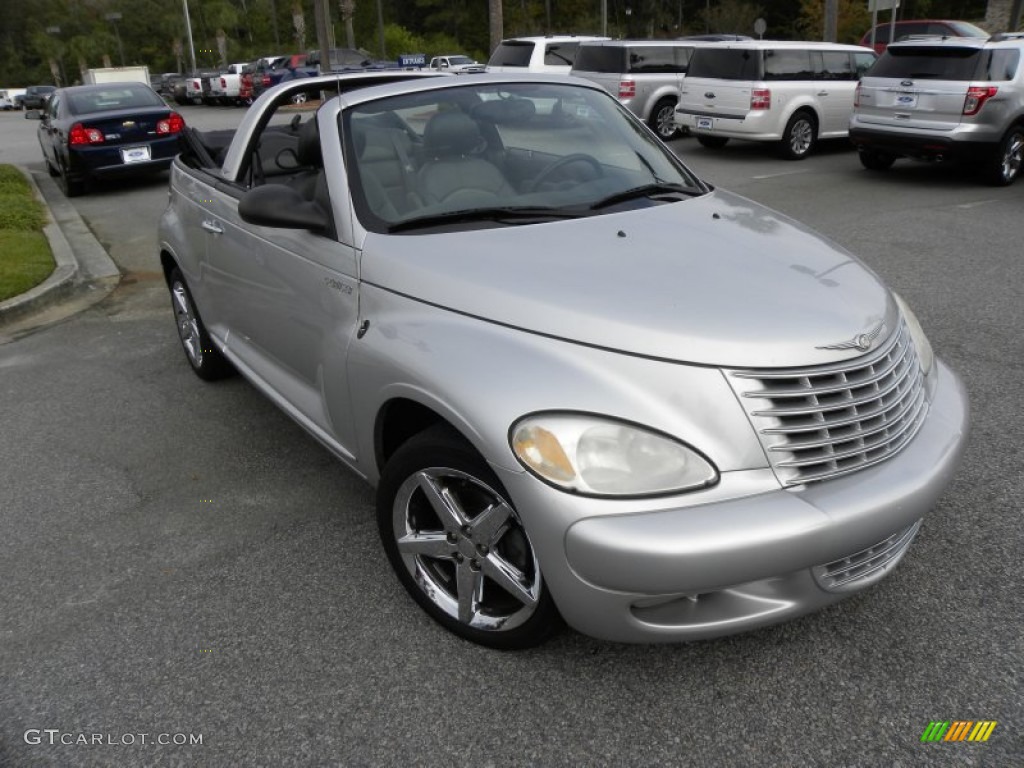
left=1, top=107, right=1022, bottom=767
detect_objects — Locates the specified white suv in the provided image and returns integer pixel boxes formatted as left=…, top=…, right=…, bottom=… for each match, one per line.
left=849, top=34, right=1024, bottom=185
left=487, top=35, right=609, bottom=74
left=675, top=41, right=877, bottom=159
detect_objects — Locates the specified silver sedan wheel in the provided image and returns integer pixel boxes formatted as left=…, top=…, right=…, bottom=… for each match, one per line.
left=172, top=281, right=203, bottom=368
left=391, top=467, right=541, bottom=631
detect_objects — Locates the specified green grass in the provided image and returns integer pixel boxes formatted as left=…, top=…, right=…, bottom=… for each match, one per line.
left=0, top=165, right=54, bottom=302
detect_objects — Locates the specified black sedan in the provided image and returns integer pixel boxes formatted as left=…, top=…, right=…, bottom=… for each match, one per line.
left=27, top=82, right=185, bottom=196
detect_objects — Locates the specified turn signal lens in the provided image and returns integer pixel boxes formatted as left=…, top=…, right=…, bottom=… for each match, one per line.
left=156, top=113, right=185, bottom=135
left=512, top=425, right=576, bottom=483
left=69, top=123, right=104, bottom=145
left=750, top=88, right=771, bottom=110
left=963, top=86, right=997, bottom=116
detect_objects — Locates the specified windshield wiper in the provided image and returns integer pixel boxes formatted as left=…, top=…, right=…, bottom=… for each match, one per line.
left=589, top=182, right=701, bottom=211
left=387, top=206, right=584, bottom=233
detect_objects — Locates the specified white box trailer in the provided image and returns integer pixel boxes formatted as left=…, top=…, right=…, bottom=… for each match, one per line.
left=83, top=66, right=151, bottom=86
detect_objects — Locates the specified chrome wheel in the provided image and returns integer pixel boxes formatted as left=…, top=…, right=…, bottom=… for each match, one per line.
left=392, top=467, right=541, bottom=631
left=168, top=268, right=234, bottom=381
left=651, top=99, right=679, bottom=140
left=377, top=426, right=559, bottom=648
left=172, top=281, right=203, bottom=368
left=781, top=112, right=816, bottom=160
left=989, top=128, right=1023, bottom=186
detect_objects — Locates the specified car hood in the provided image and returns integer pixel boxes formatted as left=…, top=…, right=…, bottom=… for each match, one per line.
left=360, top=189, right=897, bottom=368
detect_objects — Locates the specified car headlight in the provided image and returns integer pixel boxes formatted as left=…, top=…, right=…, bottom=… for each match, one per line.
left=893, top=293, right=935, bottom=375
left=510, top=414, right=718, bottom=497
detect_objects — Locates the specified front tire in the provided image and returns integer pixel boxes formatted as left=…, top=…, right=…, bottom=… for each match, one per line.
left=377, top=425, right=560, bottom=649
left=649, top=98, right=680, bottom=140
left=168, top=268, right=234, bottom=381
left=982, top=126, right=1024, bottom=186
left=779, top=111, right=817, bottom=160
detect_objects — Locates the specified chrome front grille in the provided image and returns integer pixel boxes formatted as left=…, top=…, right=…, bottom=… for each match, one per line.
left=730, top=323, right=928, bottom=487
left=812, top=519, right=922, bottom=593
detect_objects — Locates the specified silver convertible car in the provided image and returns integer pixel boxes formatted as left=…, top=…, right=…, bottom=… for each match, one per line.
left=159, top=72, right=968, bottom=648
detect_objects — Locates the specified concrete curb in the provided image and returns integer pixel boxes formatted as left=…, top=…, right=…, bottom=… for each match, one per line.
left=0, top=165, right=121, bottom=335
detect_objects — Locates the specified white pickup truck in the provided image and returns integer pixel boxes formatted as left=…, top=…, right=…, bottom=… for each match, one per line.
left=207, top=62, right=249, bottom=105
left=427, top=55, right=483, bottom=73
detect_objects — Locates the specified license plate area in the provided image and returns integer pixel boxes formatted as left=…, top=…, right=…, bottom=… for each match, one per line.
left=120, top=146, right=151, bottom=164
left=696, top=117, right=713, bottom=130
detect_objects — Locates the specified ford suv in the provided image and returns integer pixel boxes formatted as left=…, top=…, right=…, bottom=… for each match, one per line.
left=572, top=39, right=706, bottom=140
left=849, top=34, right=1024, bottom=185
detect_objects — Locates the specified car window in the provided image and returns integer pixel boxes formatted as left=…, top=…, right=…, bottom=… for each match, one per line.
left=853, top=52, right=877, bottom=77
left=628, top=46, right=687, bottom=73
left=573, top=45, right=625, bottom=73
left=544, top=42, right=580, bottom=66
left=488, top=42, right=534, bottom=67
left=869, top=47, right=983, bottom=80
left=981, top=49, right=1020, bottom=81
left=820, top=51, right=854, bottom=80
left=763, top=49, right=814, bottom=80
left=67, top=86, right=165, bottom=114
left=343, top=81, right=704, bottom=234
left=686, top=48, right=760, bottom=79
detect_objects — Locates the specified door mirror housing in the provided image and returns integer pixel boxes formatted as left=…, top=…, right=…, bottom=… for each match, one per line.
left=238, top=183, right=330, bottom=233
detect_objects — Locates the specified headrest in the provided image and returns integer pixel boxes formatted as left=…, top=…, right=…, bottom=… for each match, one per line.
left=422, top=111, right=484, bottom=158
left=295, top=116, right=322, bottom=167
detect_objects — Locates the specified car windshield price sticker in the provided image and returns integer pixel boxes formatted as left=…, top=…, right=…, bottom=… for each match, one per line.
left=121, top=146, right=151, bottom=164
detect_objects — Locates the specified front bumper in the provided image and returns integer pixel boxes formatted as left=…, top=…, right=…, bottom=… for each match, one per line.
left=496, top=361, right=968, bottom=643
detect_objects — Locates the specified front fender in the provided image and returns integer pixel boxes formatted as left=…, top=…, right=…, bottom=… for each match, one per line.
left=347, top=284, right=768, bottom=487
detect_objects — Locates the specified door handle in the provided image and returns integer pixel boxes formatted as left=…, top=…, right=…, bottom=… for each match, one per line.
left=201, top=220, right=223, bottom=235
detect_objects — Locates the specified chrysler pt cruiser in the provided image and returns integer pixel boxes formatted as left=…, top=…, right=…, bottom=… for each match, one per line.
left=159, top=73, right=968, bottom=648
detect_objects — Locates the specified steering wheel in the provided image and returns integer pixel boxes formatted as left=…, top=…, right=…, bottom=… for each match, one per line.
left=529, top=153, right=603, bottom=191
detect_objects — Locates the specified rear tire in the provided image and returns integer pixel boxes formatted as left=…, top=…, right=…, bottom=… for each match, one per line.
left=982, top=126, right=1024, bottom=186
left=649, top=98, right=680, bottom=140
left=697, top=135, right=729, bottom=149
left=858, top=149, right=896, bottom=171
left=168, top=268, right=234, bottom=381
left=779, top=111, right=816, bottom=160
left=58, top=162, right=86, bottom=197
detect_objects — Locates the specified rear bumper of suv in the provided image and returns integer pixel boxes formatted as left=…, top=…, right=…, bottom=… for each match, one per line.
left=849, top=125, right=1000, bottom=162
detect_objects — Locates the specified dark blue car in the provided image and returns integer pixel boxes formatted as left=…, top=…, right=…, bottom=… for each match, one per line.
left=28, top=82, right=185, bottom=196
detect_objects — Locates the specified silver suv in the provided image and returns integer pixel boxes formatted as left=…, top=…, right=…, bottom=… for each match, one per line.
left=849, top=34, right=1024, bottom=185
left=571, top=40, right=704, bottom=140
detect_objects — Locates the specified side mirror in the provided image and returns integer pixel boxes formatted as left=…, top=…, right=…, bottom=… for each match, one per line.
left=238, top=183, right=330, bottom=233
left=25, top=110, right=43, bottom=120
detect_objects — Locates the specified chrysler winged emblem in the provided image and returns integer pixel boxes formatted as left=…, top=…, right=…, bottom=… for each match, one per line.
left=817, top=319, right=885, bottom=352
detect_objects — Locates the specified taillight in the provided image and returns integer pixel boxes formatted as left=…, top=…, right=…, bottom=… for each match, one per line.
left=156, top=113, right=185, bottom=135
left=220, top=77, right=227, bottom=88
left=69, top=123, right=104, bottom=145
left=963, top=86, right=997, bottom=116
left=853, top=83, right=861, bottom=108
left=261, top=75, right=270, bottom=87
left=618, top=79, right=636, bottom=100
left=750, top=88, right=771, bottom=110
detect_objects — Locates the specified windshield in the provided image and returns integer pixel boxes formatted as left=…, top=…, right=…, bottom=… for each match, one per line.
left=343, top=81, right=706, bottom=234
